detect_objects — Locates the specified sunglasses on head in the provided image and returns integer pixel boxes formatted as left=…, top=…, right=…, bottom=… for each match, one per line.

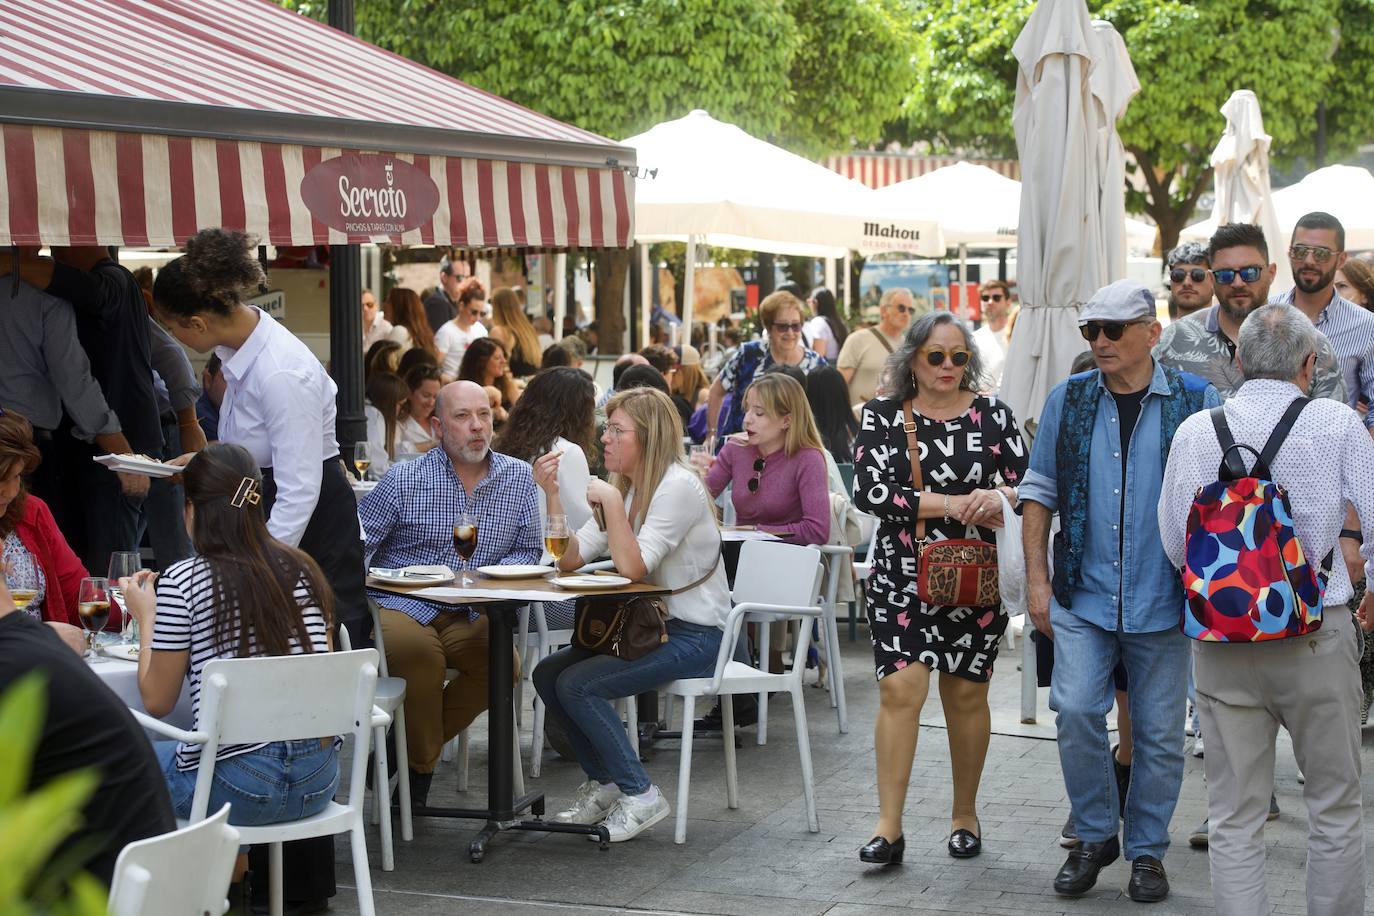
left=771, top=321, right=802, bottom=333
left=1170, top=267, right=1208, bottom=284
left=747, top=457, right=765, bottom=493
left=917, top=346, right=971, bottom=367
left=1211, top=266, right=1264, bottom=285
left=1080, top=320, right=1149, bottom=342
left=1289, top=244, right=1337, bottom=263
left=980, top=293, right=1004, bottom=302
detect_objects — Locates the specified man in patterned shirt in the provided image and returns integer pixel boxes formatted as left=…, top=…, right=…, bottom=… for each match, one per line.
left=359, top=380, right=541, bottom=806
left=1154, top=222, right=1345, bottom=402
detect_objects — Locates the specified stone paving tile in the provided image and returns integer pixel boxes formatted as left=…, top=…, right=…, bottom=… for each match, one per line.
left=329, top=637, right=1374, bottom=914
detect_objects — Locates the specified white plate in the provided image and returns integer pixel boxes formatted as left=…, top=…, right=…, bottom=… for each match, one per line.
left=477, top=565, right=553, bottom=579
left=367, top=565, right=455, bottom=586
left=102, top=643, right=141, bottom=661
left=552, top=574, right=632, bottom=591
left=93, top=454, right=178, bottom=478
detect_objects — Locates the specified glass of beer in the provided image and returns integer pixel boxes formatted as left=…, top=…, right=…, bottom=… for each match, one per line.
left=544, top=514, right=569, bottom=566
left=8, top=584, right=37, bottom=614
left=354, top=442, right=372, bottom=480
left=452, top=512, right=479, bottom=586
left=77, top=577, right=111, bottom=663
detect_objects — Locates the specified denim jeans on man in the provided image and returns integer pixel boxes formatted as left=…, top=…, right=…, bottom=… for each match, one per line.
left=534, top=619, right=722, bottom=794
left=155, top=739, right=339, bottom=826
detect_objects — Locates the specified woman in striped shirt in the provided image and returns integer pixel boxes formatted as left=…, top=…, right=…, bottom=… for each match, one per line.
left=122, top=443, right=338, bottom=827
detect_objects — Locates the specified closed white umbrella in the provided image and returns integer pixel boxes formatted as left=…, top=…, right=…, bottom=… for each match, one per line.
left=1207, top=90, right=1290, bottom=288
left=1183, top=163, right=1374, bottom=253
left=1089, top=20, right=1141, bottom=278
left=1001, top=0, right=1105, bottom=431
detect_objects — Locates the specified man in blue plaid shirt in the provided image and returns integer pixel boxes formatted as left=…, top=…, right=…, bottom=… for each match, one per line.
left=359, top=380, right=541, bottom=805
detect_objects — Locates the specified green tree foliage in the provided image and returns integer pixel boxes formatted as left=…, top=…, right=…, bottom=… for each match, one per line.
left=892, top=0, right=1373, bottom=252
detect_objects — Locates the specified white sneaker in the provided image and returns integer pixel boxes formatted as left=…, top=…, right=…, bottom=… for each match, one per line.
left=600, top=789, right=670, bottom=842
left=551, top=780, right=621, bottom=825
left=1191, top=735, right=1204, bottom=758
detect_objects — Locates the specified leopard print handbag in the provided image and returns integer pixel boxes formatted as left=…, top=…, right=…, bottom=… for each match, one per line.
left=902, top=399, right=1001, bottom=608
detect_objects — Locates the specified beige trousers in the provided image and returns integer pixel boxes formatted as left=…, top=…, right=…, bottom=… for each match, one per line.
left=1193, top=608, right=1365, bottom=916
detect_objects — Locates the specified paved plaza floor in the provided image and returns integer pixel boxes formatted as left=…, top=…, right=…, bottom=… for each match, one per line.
left=330, top=633, right=1374, bottom=915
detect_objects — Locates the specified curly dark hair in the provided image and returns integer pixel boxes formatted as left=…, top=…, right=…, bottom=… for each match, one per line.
left=492, top=367, right=597, bottom=464
left=153, top=228, right=265, bottom=318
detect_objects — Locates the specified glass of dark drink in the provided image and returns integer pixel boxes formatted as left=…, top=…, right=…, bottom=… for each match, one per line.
left=77, top=577, right=111, bottom=663
left=452, top=512, right=479, bottom=586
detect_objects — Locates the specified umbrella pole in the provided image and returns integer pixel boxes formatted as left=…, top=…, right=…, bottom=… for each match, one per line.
left=842, top=253, right=853, bottom=316
left=639, top=244, right=652, bottom=351
left=682, top=235, right=697, bottom=333
left=958, top=244, right=969, bottom=320
left=1021, top=625, right=1038, bottom=724
left=824, top=258, right=837, bottom=295
left=553, top=253, right=568, bottom=342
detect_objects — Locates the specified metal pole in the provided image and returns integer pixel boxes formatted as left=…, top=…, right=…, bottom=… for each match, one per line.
left=958, top=243, right=968, bottom=320
left=842, top=252, right=853, bottom=317
left=682, top=235, right=697, bottom=333
left=1021, top=622, right=1038, bottom=724
left=553, top=253, right=568, bottom=342
left=824, top=257, right=837, bottom=294
left=639, top=244, right=652, bottom=351
left=621, top=263, right=632, bottom=353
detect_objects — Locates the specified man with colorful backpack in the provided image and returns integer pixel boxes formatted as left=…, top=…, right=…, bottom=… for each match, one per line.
left=1158, top=303, right=1374, bottom=916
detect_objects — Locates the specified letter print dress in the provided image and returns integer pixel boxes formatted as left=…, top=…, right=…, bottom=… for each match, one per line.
left=853, top=395, right=1027, bottom=683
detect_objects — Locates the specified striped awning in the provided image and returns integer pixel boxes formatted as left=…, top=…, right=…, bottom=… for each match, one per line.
left=824, top=153, right=1019, bottom=189
left=0, top=0, right=634, bottom=249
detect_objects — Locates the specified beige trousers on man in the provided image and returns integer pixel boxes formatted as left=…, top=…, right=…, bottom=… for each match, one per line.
left=1193, top=608, right=1365, bottom=916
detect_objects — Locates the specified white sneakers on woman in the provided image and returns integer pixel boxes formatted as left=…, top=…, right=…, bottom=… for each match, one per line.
left=550, top=780, right=671, bottom=842
left=551, top=780, right=622, bottom=825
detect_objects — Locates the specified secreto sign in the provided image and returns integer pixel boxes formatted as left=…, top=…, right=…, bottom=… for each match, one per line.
left=299, top=155, right=439, bottom=236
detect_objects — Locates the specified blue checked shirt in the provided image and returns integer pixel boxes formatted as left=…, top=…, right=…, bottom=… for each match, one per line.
left=359, top=447, right=542, bottom=624
left=1271, top=288, right=1374, bottom=428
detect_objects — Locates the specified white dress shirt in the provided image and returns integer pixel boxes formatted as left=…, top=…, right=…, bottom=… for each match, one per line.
left=215, top=308, right=338, bottom=548
left=1159, top=378, right=1374, bottom=606
left=574, top=463, right=728, bottom=628
left=973, top=322, right=1010, bottom=391
left=536, top=436, right=592, bottom=563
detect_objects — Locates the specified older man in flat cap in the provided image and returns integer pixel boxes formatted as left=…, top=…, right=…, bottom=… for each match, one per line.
left=1020, top=280, right=1220, bottom=903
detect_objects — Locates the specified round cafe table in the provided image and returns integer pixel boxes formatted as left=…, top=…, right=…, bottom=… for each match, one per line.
left=87, top=643, right=194, bottom=732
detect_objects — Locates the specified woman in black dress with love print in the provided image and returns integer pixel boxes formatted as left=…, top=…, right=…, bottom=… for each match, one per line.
left=852, top=311, right=1027, bottom=867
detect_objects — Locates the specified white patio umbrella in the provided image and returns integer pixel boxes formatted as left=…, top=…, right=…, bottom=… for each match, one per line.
left=1089, top=20, right=1141, bottom=279
left=1002, top=0, right=1132, bottom=432
left=1183, top=163, right=1374, bottom=253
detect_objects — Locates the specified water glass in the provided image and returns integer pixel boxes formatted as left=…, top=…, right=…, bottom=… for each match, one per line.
left=107, top=551, right=141, bottom=644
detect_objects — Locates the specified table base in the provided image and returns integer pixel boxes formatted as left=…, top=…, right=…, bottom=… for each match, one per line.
left=409, top=797, right=609, bottom=862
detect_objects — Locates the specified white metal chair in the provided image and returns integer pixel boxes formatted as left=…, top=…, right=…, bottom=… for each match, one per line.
left=816, top=545, right=851, bottom=734
left=132, top=650, right=384, bottom=916
left=107, top=804, right=238, bottom=916
left=339, top=612, right=410, bottom=871
left=848, top=512, right=879, bottom=641
left=660, top=540, right=824, bottom=844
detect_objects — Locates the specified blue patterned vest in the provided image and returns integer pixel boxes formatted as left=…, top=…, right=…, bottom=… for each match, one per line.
left=1051, top=365, right=1210, bottom=608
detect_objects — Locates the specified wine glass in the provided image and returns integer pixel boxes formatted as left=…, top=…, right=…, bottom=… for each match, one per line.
left=452, top=512, right=479, bottom=586
left=353, top=442, right=372, bottom=480
left=544, top=514, right=569, bottom=567
left=107, top=551, right=142, bottom=644
left=77, top=577, right=111, bottom=663
left=5, top=567, right=37, bottom=617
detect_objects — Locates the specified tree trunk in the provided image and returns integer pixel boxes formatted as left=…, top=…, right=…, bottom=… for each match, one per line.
left=594, top=249, right=631, bottom=354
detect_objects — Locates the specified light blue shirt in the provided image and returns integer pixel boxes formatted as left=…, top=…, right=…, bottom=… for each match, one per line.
left=1020, top=360, right=1221, bottom=633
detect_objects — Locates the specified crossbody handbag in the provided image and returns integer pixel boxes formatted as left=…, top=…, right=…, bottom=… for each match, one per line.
left=572, top=539, right=723, bottom=661
left=901, top=399, right=1001, bottom=608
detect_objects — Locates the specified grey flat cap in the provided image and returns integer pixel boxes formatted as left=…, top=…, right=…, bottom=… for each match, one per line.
left=1079, top=280, right=1156, bottom=324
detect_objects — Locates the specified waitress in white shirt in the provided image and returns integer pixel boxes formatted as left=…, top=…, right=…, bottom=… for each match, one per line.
left=151, top=228, right=366, bottom=639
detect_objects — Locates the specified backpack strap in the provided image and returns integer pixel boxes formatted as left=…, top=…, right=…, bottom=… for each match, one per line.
left=1255, top=397, right=1312, bottom=478
left=870, top=326, right=895, bottom=354
left=1208, top=406, right=1253, bottom=480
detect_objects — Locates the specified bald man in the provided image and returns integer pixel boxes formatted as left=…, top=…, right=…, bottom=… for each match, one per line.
left=358, top=381, right=541, bottom=807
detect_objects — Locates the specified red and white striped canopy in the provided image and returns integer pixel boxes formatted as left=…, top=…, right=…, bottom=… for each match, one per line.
left=0, top=0, right=634, bottom=249
left=824, top=153, right=1019, bottom=189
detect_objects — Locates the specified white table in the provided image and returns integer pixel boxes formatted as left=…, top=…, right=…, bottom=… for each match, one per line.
left=89, top=653, right=194, bottom=732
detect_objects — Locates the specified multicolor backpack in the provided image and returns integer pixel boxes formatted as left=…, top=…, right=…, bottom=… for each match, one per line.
left=1181, top=398, right=1331, bottom=642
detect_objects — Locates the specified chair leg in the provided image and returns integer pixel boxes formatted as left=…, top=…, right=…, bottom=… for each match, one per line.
left=625, top=696, right=639, bottom=760
left=530, top=692, right=546, bottom=778
left=791, top=687, right=819, bottom=833
left=372, top=724, right=394, bottom=871
left=457, top=728, right=470, bottom=792
left=441, top=735, right=455, bottom=763
left=269, top=841, right=284, bottom=916
left=394, top=710, right=413, bottom=841
left=512, top=723, right=525, bottom=798
left=721, top=692, right=738, bottom=809
left=757, top=625, right=770, bottom=747
left=674, top=695, right=695, bottom=844
left=825, top=608, right=848, bottom=734
left=350, top=821, right=378, bottom=916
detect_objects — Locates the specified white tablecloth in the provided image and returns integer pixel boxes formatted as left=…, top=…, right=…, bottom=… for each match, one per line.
left=90, top=655, right=194, bottom=732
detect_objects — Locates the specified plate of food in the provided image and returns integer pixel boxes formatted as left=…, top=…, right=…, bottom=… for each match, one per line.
left=367, top=565, right=455, bottom=586
left=477, top=565, right=553, bottom=579
left=102, top=643, right=141, bottom=662
left=552, top=574, right=632, bottom=590
left=93, top=453, right=179, bottom=478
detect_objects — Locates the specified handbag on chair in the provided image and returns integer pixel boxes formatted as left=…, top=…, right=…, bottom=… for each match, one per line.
left=901, top=399, right=1001, bottom=608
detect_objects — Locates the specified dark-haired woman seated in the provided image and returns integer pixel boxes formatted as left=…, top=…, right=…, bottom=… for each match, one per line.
left=124, top=443, right=337, bottom=825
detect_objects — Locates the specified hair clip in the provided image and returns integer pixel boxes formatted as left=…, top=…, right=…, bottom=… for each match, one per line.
left=230, top=476, right=261, bottom=509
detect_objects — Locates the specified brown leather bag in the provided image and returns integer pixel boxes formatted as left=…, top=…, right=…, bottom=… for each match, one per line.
left=572, top=541, right=722, bottom=661
left=901, top=399, right=1001, bottom=608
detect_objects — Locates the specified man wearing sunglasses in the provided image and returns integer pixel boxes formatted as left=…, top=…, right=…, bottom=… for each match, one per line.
left=972, top=280, right=1014, bottom=390
left=836, top=287, right=916, bottom=407
left=1165, top=242, right=1213, bottom=321
left=1021, top=280, right=1220, bottom=903
left=1155, top=223, right=1345, bottom=402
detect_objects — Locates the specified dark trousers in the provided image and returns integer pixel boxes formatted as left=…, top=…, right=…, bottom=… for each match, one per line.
left=143, top=417, right=193, bottom=569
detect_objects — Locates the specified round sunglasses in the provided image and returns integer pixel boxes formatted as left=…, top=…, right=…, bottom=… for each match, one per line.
left=917, top=346, right=971, bottom=367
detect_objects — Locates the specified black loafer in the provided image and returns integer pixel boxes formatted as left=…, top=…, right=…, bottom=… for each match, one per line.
left=1053, top=835, right=1120, bottom=896
left=859, top=834, right=904, bottom=865
left=1127, top=855, right=1169, bottom=903
left=948, top=827, right=982, bottom=858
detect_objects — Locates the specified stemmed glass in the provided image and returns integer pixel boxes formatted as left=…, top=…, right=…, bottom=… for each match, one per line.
left=77, top=577, right=111, bottom=663
left=4, top=565, right=38, bottom=617
left=544, top=514, right=569, bottom=568
left=353, top=442, right=372, bottom=480
left=452, top=512, right=479, bottom=587
left=107, top=551, right=142, bottom=644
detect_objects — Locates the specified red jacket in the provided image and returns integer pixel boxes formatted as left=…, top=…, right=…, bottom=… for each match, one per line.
left=13, top=495, right=89, bottom=626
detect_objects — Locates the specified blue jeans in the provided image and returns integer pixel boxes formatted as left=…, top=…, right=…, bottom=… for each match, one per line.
left=156, top=740, right=339, bottom=826
left=534, top=619, right=723, bottom=795
left=1049, top=600, right=1189, bottom=861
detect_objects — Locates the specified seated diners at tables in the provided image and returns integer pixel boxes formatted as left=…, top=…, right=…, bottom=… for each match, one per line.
left=122, top=444, right=338, bottom=828
left=358, top=381, right=541, bottom=807
left=363, top=372, right=408, bottom=478
left=435, top=278, right=488, bottom=381
left=459, top=337, right=521, bottom=426
left=531, top=387, right=728, bottom=842
left=396, top=365, right=442, bottom=456
left=0, top=409, right=90, bottom=626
